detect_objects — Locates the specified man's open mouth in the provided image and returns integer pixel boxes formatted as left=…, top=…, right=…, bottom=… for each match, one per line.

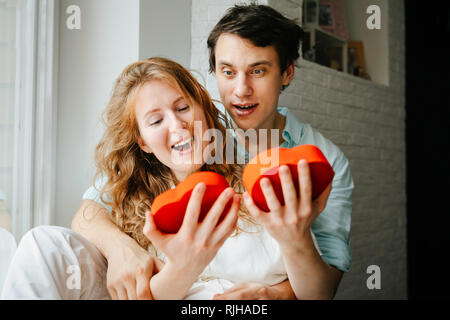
left=233, top=103, right=258, bottom=110
left=233, top=103, right=258, bottom=116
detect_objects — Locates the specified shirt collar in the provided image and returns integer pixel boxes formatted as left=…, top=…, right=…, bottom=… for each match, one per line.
left=277, top=106, right=304, bottom=147
left=226, top=106, right=305, bottom=160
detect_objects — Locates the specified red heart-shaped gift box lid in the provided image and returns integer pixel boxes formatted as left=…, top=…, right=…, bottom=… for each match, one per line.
left=151, top=171, right=232, bottom=233
left=242, top=144, right=334, bottom=212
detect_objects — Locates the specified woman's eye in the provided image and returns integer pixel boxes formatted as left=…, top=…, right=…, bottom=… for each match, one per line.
left=178, top=105, right=190, bottom=112
left=150, top=119, right=162, bottom=126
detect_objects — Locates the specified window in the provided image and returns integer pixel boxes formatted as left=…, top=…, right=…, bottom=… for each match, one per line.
left=0, top=0, right=58, bottom=240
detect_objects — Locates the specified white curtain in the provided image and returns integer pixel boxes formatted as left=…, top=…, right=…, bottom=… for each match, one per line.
left=0, top=0, right=43, bottom=240
left=0, top=0, right=57, bottom=240
left=0, top=0, right=20, bottom=232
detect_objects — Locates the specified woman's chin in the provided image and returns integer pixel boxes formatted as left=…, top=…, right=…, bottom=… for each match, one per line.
left=170, top=161, right=205, bottom=181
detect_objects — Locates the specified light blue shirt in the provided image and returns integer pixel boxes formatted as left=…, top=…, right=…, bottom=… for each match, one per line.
left=273, top=107, right=353, bottom=272
left=83, top=106, right=353, bottom=272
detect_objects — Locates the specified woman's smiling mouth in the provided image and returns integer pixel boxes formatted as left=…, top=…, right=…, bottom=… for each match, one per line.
left=171, top=137, right=193, bottom=153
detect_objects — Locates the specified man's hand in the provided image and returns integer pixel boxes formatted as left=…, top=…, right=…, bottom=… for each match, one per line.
left=72, top=200, right=161, bottom=300
left=242, top=160, right=341, bottom=299
left=213, top=281, right=296, bottom=300
left=243, top=159, right=331, bottom=251
left=105, top=238, right=161, bottom=300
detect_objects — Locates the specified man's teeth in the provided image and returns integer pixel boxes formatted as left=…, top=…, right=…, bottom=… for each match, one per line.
left=235, top=104, right=256, bottom=110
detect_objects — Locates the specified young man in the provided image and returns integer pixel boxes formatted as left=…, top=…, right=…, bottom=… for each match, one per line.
left=206, top=4, right=353, bottom=299
left=73, top=4, right=352, bottom=300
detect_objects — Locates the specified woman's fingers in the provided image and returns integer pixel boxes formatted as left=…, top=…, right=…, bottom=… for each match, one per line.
left=210, top=194, right=240, bottom=245
left=200, top=187, right=234, bottom=236
left=143, top=211, right=165, bottom=247
left=181, top=182, right=206, bottom=233
left=243, top=192, right=264, bottom=221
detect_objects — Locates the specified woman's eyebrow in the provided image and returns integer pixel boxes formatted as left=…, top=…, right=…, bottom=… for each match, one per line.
left=143, top=108, right=160, bottom=120
left=143, top=96, right=185, bottom=119
left=172, top=96, right=185, bottom=106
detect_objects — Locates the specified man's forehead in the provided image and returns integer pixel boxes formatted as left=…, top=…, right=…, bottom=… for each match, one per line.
left=215, top=33, right=279, bottom=67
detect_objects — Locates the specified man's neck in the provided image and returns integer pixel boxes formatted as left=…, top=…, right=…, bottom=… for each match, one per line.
left=239, top=110, right=286, bottom=158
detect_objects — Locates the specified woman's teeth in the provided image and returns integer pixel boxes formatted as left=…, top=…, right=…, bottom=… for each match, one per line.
left=172, top=138, right=192, bottom=151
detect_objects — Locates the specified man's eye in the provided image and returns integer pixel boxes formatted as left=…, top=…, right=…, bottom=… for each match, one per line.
left=252, top=68, right=264, bottom=75
left=223, top=70, right=234, bottom=76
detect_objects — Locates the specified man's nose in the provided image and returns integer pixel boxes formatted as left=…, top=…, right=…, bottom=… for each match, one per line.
left=234, top=74, right=252, bottom=98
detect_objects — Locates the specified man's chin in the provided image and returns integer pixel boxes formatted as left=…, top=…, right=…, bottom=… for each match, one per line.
left=233, top=120, right=255, bottom=132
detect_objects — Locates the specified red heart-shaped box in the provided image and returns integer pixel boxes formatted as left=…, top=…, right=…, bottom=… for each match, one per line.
left=151, top=171, right=232, bottom=233
left=242, top=145, right=334, bottom=212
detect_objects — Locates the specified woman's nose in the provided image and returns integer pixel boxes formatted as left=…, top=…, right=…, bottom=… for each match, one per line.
left=169, top=114, right=188, bottom=130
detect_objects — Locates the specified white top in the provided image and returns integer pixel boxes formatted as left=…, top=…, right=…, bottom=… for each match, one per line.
left=154, top=218, right=321, bottom=300
left=0, top=227, right=17, bottom=294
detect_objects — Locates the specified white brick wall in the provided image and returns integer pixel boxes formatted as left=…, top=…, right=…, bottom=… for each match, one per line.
left=190, top=0, right=406, bottom=299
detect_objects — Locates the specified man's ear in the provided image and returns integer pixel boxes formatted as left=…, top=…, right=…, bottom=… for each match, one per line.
left=137, top=137, right=152, bottom=154
left=281, top=61, right=295, bottom=86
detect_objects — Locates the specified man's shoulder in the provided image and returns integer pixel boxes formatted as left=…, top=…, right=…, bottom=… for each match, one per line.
left=280, top=107, right=346, bottom=165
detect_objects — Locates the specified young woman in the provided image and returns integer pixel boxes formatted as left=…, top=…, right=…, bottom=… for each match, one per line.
left=2, top=57, right=320, bottom=299
left=91, top=57, right=298, bottom=299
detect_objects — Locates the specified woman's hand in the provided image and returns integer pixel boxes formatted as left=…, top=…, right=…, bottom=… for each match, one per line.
left=143, top=182, right=241, bottom=299
left=243, top=159, right=331, bottom=252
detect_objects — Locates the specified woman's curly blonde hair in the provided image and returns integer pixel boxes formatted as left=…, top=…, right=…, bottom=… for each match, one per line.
left=93, top=57, right=255, bottom=250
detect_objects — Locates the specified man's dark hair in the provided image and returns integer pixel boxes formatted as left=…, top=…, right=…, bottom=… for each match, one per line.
left=207, top=3, right=304, bottom=74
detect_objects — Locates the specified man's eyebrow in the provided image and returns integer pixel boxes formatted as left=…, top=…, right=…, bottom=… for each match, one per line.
left=217, top=60, right=273, bottom=68
left=249, top=60, right=272, bottom=67
left=217, top=60, right=233, bottom=67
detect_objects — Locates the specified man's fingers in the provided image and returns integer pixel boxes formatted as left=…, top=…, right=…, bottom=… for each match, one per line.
left=136, top=275, right=153, bottom=300
left=214, top=287, right=255, bottom=300
left=314, top=182, right=332, bottom=215
left=124, top=279, right=137, bottom=300
left=298, top=159, right=313, bottom=218
left=116, top=287, right=129, bottom=300
left=107, top=286, right=118, bottom=300
left=278, top=165, right=298, bottom=212
left=260, top=178, right=282, bottom=214
left=221, top=282, right=249, bottom=294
